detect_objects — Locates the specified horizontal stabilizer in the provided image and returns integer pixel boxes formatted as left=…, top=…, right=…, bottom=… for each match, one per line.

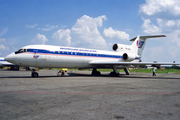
left=130, top=35, right=166, bottom=41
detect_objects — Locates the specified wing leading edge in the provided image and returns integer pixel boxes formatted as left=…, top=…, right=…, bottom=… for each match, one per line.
left=89, top=61, right=180, bottom=66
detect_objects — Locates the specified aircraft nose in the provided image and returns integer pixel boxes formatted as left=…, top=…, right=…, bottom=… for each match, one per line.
left=5, top=53, right=16, bottom=63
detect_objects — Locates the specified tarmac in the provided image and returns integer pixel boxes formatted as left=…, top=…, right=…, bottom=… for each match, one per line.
left=0, top=69, right=180, bottom=120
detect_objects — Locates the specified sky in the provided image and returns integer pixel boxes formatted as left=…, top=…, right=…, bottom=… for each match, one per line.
left=0, top=0, right=180, bottom=62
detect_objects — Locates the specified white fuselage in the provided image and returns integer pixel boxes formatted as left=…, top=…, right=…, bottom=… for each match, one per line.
left=5, top=45, right=140, bottom=68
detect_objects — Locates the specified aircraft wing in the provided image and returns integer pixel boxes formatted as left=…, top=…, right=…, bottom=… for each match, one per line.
left=89, top=61, right=180, bottom=66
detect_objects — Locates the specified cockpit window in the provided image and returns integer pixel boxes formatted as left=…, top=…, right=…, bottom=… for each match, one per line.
left=15, top=49, right=30, bottom=54
left=15, top=49, right=23, bottom=54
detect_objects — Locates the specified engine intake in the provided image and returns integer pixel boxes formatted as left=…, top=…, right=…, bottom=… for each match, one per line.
left=112, top=43, right=131, bottom=52
left=113, top=44, right=118, bottom=51
left=123, top=53, right=128, bottom=60
left=122, top=53, right=138, bottom=61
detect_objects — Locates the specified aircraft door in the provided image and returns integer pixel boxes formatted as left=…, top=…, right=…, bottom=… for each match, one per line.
left=39, top=53, right=47, bottom=67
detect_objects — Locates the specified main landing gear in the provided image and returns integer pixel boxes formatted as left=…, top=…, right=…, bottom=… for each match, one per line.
left=31, top=69, right=39, bottom=77
left=91, top=68, right=120, bottom=77
left=109, top=67, right=120, bottom=77
left=123, top=68, right=130, bottom=75
left=91, top=67, right=130, bottom=77
left=91, top=68, right=101, bottom=76
left=109, top=67, right=130, bottom=76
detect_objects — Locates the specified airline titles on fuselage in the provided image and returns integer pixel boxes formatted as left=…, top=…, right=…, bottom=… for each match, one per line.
left=60, top=47, right=97, bottom=53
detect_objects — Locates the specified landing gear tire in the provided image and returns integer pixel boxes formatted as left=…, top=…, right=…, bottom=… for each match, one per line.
left=31, top=72, right=39, bottom=77
left=91, top=68, right=101, bottom=76
left=109, top=72, right=120, bottom=77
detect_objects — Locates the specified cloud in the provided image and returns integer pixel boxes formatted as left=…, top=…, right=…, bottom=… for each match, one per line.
left=26, top=24, right=38, bottom=28
left=156, top=19, right=180, bottom=32
left=103, top=27, right=129, bottom=40
left=0, top=44, right=8, bottom=50
left=39, top=25, right=58, bottom=31
left=0, top=38, right=6, bottom=42
left=0, top=38, right=7, bottom=51
left=139, top=0, right=180, bottom=17
left=52, top=15, right=129, bottom=50
left=140, top=0, right=180, bottom=34
left=166, top=30, right=180, bottom=46
left=166, top=20, right=175, bottom=27
left=52, top=29, right=71, bottom=46
left=142, top=46, right=166, bottom=62
left=71, top=15, right=107, bottom=49
left=141, top=18, right=161, bottom=34
left=0, top=28, right=8, bottom=36
left=168, top=46, right=179, bottom=58
left=31, top=33, right=48, bottom=44
left=140, top=18, right=180, bottom=60
left=139, top=0, right=180, bottom=61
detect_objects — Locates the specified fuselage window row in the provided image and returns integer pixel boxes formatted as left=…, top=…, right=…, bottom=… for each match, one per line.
left=15, top=49, right=122, bottom=58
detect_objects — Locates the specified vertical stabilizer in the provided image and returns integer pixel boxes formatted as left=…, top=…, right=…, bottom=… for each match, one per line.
left=130, top=35, right=166, bottom=57
left=130, top=36, right=146, bottom=57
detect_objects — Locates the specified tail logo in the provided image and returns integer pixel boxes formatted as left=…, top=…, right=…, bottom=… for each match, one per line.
left=136, top=40, right=144, bottom=48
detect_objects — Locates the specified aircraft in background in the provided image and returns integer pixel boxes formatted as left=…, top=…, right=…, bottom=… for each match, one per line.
left=0, top=57, right=19, bottom=70
left=5, top=35, right=180, bottom=77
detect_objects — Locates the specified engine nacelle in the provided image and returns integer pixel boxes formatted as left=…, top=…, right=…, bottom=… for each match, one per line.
left=113, top=43, right=139, bottom=61
left=112, top=44, right=131, bottom=52
left=122, top=53, right=138, bottom=61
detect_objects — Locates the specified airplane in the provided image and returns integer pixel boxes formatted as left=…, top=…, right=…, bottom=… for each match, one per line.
left=4, top=35, right=180, bottom=77
left=0, top=57, right=19, bottom=70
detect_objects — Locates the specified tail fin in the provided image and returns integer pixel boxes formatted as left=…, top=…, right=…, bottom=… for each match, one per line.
left=130, top=35, right=166, bottom=57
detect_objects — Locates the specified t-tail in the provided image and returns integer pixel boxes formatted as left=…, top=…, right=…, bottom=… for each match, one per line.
left=112, top=35, right=166, bottom=61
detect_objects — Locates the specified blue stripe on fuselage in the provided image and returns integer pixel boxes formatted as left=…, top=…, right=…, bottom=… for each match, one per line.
left=26, top=49, right=141, bottom=60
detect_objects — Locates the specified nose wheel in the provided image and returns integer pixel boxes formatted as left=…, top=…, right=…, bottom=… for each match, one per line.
left=31, top=69, right=39, bottom=77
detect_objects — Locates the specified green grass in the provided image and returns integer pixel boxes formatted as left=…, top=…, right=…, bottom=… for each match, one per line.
left=97, top=68, right=180, bottom=74
left=129, top=68, right=180, bottom=74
